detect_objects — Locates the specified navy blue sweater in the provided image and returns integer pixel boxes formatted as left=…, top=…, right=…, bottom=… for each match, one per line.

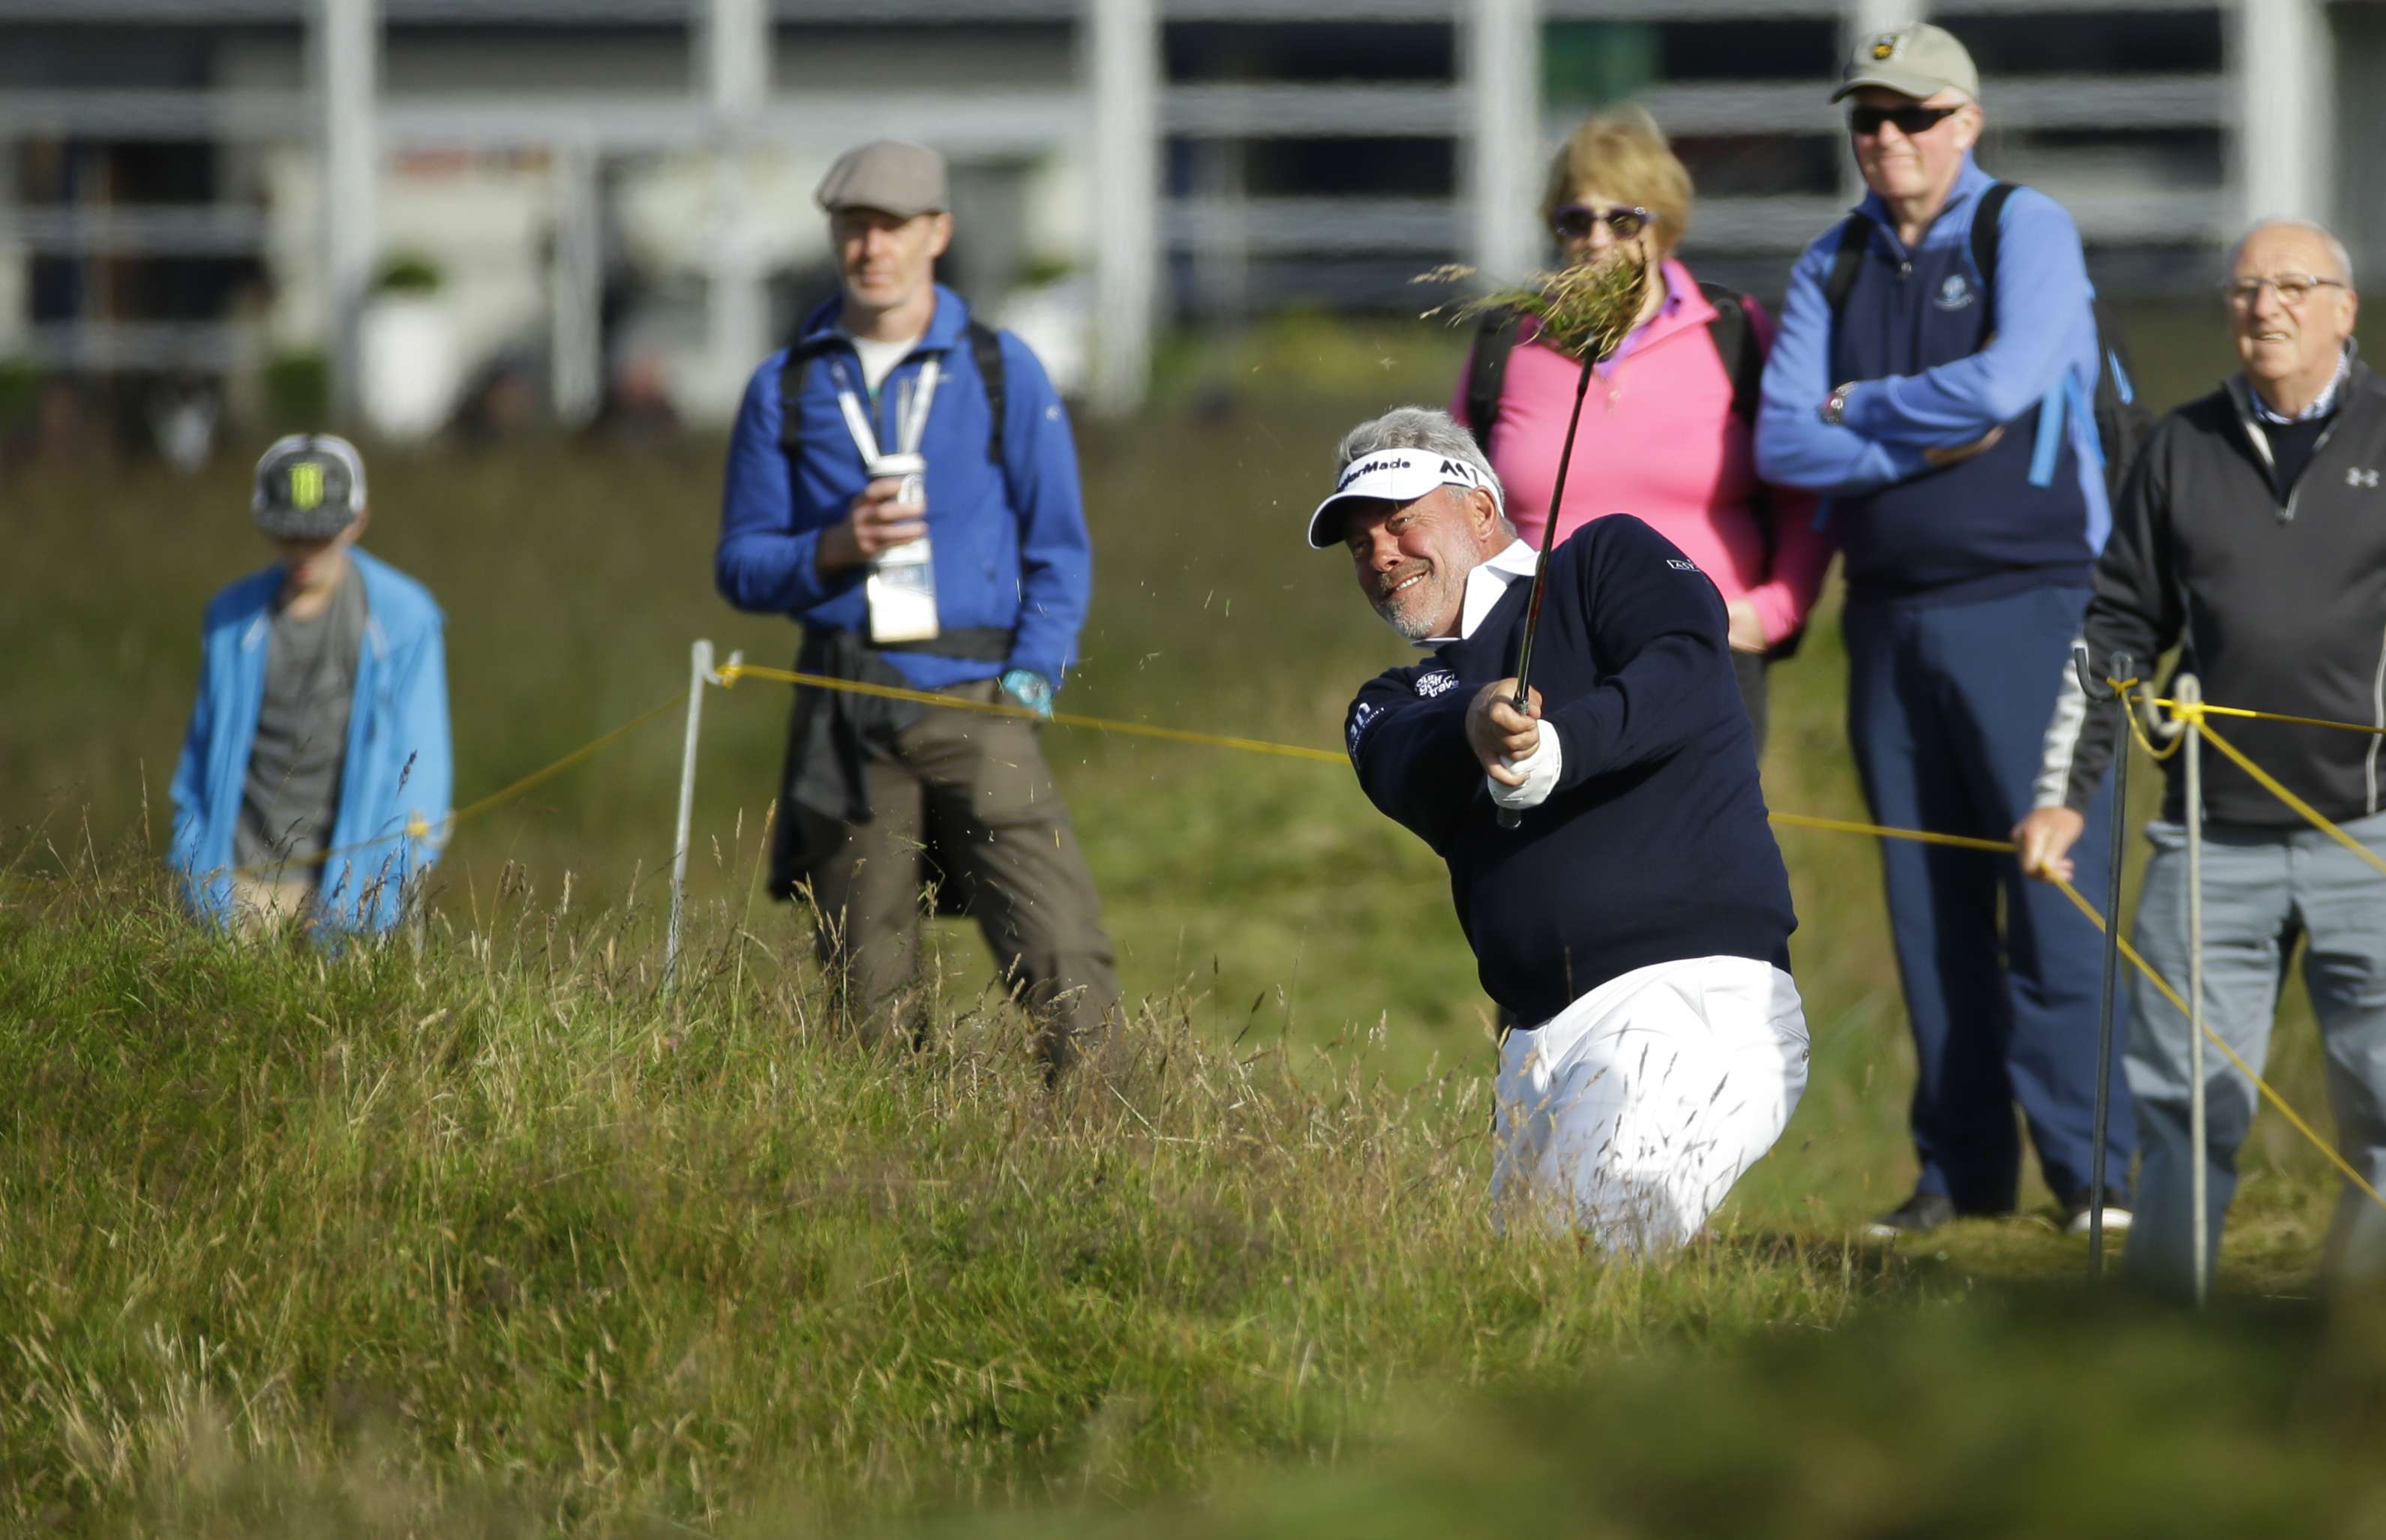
left=1343, top=515, right=1796, bottom=1025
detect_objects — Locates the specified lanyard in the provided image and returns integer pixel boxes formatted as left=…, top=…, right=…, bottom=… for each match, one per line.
left=834, top=353, right=941, bottom=464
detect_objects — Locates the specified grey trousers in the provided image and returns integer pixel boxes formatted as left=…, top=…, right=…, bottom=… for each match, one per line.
left=2123, top=811, right=2386, bottom=1294
left=803, top=680, right=1122, bottom=1076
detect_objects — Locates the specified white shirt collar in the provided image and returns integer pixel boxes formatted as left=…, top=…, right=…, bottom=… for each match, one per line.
left=2249, top=345, right=2353, bottom=424
left=1417, top=538, right=1538, bottom=648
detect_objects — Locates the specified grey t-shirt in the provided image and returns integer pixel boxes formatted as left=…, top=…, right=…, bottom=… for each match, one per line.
left=234, top=564, right=369, bottom=873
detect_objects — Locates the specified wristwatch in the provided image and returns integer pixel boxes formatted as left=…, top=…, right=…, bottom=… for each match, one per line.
left=1821, top=382, right=1856, bottom=426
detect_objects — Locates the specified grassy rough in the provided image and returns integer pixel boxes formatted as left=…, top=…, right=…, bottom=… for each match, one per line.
left=2, top=855, right=1927, bottom=1535
left=3, top=308, right=2380, bottom=1533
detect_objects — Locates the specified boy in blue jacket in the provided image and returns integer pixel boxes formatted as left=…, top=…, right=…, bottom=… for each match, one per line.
left=715, top=139, right=1118, bottom=1076
left=1753, top=22, right=2132, bottom=1238
left=1323, top=407, right=1809, bottom=1253
left=170, top=434, right=452, bottom=935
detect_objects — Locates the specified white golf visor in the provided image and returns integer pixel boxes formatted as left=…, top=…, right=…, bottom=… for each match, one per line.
left=1306, top=449, right=1503, bottom=550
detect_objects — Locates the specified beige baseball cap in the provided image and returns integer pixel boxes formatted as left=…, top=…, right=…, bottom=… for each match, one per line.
left=815, top=140, right=949, bottom=218
left=1832, top=22, right=1980, bottom=103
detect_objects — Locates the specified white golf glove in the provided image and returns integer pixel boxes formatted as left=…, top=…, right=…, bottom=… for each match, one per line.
left=1487, top=725, right=1563, bottom=812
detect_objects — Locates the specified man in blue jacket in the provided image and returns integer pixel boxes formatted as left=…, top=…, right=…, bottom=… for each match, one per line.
left=716, top=139, right=1118, bottom=1076
left=1754, top=22, right=2131, bottom=1238
left=1323, top=407, right=1809, bottom=1252
left=170, top=434, right=452, bottom=935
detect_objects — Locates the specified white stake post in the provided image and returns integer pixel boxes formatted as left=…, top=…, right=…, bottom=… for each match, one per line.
left=664, top=638, right=714, bottom=997
left=2180, top=672, right=2210, bottom=1308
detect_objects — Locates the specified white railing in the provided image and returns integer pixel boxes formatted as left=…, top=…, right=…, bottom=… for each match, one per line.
left=0, top=0, right=2321, bottom=417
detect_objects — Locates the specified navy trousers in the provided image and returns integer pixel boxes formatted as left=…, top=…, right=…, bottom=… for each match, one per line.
left=1844, top=586, right=2133, bottom=1211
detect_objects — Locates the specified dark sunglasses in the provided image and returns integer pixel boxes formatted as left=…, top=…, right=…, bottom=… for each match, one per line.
left=1550, top=204, right=1657, bottom=242
left=1848, top=103, right=1961, bottom=137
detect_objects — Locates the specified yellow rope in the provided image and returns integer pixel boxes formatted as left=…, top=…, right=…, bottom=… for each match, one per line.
left=2050, top=872, right=2386, bottom=1217
left=713, top=660, right=1349, bottom=765
left=443, top=689, right=692, bottom=827
left=227, top=688, right=689, bottom=878
left=1767, top=812, right=2012, bottom=853
left=207, top=647, right=2386, bottom=1211
left=2196, top=718, right=2386, bottom=884
left=2153, top=699, right=2386, bottom=737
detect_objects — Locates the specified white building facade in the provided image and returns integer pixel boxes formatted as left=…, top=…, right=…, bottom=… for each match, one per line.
left=0, top=0, right=2366, bottom=423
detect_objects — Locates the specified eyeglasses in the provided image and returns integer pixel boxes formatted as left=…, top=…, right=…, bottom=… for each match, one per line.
left=2223, top=273, right=2348, bottom=309
left=1847, top=104, right=1961, bottom=137
left=1550, top=204, right=1657, bottom=243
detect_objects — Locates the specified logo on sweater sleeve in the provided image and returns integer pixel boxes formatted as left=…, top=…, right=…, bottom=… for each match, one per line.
left=1414, top=668, right=1460, bottom=698
left=1666, top=557, right=1700, bottom=572
left=1346, top=701, right=1382, bottom=757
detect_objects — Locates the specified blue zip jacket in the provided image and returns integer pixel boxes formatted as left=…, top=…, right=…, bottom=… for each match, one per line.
left=168, top=547, right=452, bottom=933
left=1755, top=157, right=2109, bottom=592
left=715, top=285, right=1093, bottom=691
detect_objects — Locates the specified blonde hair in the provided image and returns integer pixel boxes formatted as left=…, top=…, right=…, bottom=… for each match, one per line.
left=1541, top=104, right=1693, bottom=255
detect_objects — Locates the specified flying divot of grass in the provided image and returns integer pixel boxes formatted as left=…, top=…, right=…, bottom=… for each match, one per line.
left=1415, top=248, right=1653, bottom=365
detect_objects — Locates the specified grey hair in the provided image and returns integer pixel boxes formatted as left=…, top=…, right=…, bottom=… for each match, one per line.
left=1334, top=406, right=1511, bottom=524
left=2231, top=218, right=2357, bottom=287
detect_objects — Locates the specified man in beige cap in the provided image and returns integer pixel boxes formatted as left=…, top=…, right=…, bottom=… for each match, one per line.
left=714, top=138, right=1120, bottom=1079
left=1754, top=23, right=2137, bottom=1239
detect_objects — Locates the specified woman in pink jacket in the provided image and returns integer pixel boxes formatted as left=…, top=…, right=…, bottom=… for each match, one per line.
left=1452, top=107, right=1829, bottom=752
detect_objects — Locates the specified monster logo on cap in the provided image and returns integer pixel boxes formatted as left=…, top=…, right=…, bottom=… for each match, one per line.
left=288, top=461, right=326, bottom=512
left=251, top=433, right=368, bottom=540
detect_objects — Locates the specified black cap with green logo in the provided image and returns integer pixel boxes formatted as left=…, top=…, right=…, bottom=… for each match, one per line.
left=251, top=434, right=368, bottom=539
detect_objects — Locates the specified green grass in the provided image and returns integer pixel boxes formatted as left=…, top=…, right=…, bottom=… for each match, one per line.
left=0, top=304, right=2373, bottom=1533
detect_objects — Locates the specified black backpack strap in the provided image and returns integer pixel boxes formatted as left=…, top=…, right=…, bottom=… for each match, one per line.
left=1463, top=308, right=1524, bottom=450
left=1697, top=281, right=1766, bottom=426
left=1823, top=215, right=1870, bottom=315
left=966, top=320, right=1006, bottom=464
left=1968, top=181, right=2017, bottom=299
left=778, top=335, right=839, bottom=452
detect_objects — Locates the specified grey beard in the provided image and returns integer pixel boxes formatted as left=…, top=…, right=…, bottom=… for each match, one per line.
left=1375, top=599, right=1439, bottom=642
left=1373, top=576, right=1451, bottom=641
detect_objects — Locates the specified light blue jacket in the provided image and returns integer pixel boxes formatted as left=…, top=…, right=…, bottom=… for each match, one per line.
left=168, top=547, right=452, bottom=933
left=1755, top=155, right=2110, bottom=551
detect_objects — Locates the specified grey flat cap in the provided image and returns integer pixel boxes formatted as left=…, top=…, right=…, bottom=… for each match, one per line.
left=815, top=140, right=949, bottom=218
left=252, top=432, right=367, bottom=539
left=1832, top=22, right=1980, bottom=103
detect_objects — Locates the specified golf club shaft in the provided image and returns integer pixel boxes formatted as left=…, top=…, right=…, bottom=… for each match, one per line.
left=1495, top=351, right=1598, bottom=831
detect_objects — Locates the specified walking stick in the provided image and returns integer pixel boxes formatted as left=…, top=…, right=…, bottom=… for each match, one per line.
left=2072, top=644, right=2134, bottom=1280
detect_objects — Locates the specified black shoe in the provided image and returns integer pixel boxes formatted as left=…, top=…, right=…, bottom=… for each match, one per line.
left=2060, top=1190, right=2135, bottom=1237
left=1865, top=1191, right=1958, bottom=1239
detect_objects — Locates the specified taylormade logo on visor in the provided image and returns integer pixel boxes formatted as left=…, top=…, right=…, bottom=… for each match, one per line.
left=1334, top=453, right=1487, bottom=493
left=1310, top=449, right=1503, bottom=548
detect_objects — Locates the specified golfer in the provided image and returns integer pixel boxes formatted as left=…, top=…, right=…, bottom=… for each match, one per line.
left=1319, top=406, right=1808, bottom=1251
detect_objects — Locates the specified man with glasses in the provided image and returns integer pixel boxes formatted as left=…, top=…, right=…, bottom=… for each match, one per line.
left=1754, top=22, right=2133, bottom=1238
left=2015, top=220, right=2386, bottom=1294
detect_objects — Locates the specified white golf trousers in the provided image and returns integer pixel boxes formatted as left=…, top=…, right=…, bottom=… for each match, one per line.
left=1492, top=955, right=1811, bottom=1253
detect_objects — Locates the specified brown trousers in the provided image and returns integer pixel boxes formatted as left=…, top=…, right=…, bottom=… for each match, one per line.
left=802, top=681, right=1121, bottom=1073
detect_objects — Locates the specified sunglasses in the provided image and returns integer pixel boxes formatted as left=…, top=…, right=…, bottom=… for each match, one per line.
left=1847, top=104, right=1961, bottom=137
left=1550, top=204, right=1657, bottom=242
